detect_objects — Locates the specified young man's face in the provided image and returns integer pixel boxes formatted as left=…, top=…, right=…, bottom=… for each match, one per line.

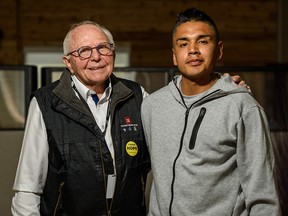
left=172, top=21, right=223, bottom=83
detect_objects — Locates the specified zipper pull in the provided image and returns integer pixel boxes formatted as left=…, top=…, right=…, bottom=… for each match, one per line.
left=53, top=181, right=65, bottom=216
left=185, top=108, right=190, bottom=116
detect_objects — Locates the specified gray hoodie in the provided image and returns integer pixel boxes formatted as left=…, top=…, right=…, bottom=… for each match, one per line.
left=141, top=75, right=280, bottom=216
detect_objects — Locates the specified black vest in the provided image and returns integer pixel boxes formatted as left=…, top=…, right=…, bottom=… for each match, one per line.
left=35, top=70, right=150, bottom=216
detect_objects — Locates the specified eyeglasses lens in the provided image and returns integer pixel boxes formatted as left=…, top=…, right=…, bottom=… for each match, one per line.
left=78, top=43, right=113, bottom=59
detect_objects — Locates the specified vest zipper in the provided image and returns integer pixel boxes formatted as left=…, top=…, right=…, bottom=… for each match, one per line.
left=99, top=141, right=115, bottom=216
left=141, top=174, right=145, bottom=206
left=189, top=107, right=207, bottom=149
left=53, top=181, right=64, bottom=216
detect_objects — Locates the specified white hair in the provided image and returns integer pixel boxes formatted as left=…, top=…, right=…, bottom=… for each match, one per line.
left=63, top=21, right=114, bottom=55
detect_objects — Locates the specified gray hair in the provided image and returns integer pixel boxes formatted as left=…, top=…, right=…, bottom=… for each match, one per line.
left=63, top=21, right=114, bottom=55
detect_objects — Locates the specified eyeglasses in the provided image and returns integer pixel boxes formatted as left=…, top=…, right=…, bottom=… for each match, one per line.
left=66, top=42, right=115, bottom=59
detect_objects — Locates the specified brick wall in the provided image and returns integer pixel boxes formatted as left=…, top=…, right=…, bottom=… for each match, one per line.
left=0, top=0, right=279, bottom=66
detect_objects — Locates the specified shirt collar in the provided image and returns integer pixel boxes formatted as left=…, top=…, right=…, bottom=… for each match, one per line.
left=71, top=74, right=112, bottom=102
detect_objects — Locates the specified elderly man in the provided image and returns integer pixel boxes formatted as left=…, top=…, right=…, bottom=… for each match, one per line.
left=11, top=21, right=150, bottom=216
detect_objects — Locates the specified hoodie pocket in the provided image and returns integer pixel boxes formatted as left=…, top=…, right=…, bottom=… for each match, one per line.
left=189, top=107, right=206, bottom=150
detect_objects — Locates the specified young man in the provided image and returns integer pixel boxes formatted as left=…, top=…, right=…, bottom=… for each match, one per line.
left=141, top=8, right=280, bottom=216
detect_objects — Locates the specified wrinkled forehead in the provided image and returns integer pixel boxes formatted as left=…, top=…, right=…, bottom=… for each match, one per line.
left=70, top=24, right=109, bottom=46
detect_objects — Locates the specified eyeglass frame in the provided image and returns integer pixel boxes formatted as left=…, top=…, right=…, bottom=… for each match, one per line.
left=66, top=42, right=115, bottom=59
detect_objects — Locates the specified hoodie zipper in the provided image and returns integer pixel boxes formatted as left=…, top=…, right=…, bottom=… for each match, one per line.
left=169, top=81, right=221, bottom=216
left=169, top=107, right=190, bottom=216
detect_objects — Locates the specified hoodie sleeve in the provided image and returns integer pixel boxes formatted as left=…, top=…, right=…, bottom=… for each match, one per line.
left=236, top=105, right=281, bottom=215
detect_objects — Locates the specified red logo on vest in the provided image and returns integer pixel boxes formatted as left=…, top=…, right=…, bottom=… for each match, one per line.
left=125, top=117, right=132, bottom=125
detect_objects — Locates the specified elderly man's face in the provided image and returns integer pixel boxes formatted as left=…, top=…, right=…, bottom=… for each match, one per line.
left=63, top=24, right=115, bottom=90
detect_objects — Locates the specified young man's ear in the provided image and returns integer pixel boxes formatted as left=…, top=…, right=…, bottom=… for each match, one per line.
left=172, top=48, right=177, bottom=66
left=217, top=41, right=224, bottom=61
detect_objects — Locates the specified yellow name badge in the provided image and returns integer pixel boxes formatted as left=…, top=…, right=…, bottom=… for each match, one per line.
left=126, top=141, right=138, bottom=157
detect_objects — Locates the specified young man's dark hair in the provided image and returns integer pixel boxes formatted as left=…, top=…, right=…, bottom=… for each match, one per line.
left=173, top=8, right=220, bottom=42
